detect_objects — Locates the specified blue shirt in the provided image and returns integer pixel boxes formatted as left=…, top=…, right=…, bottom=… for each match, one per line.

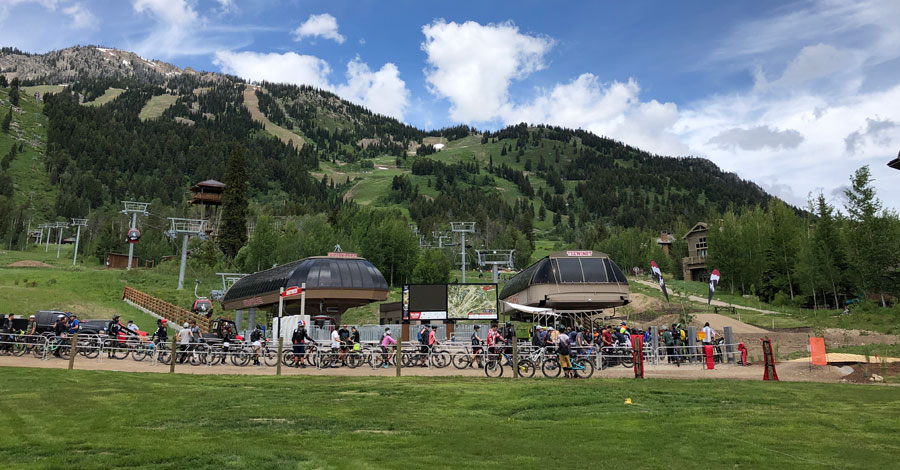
left=68, top=319, right=80, bottom=334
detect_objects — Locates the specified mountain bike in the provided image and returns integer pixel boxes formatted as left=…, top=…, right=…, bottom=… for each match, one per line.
left=483, top=348, right=535, bottom=378
left=541, top=353, right=594, bottom=378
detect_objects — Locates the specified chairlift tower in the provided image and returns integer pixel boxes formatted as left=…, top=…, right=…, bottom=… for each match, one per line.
left=166, top=218, right=208, bottom=290
left=70, top=218, right=88, bottom=266
left=36, top=223, right=49, bottom=246
left=450, top=222, right=475, bottom=282
left=44, top=223, right=53, bottom=252
left=476, top=249, right=515, bottom=283
left=121, top=201, right=150, bottom=271
left=53, top=222, right=69, bottom=259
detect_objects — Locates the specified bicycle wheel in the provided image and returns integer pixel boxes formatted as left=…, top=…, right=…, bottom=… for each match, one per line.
left=621, top=349, right=634, bottom=368
left=573, top=358, right=594, bottom=379
left=190, top=344, right=209, bottom=366
left=58, top=343, right=71, bottom=360
left=451, top=352, right=472, bottom=369
left=157, top=346, right=171, bottom=365
left=132, top=345, right=149, bottom=361
left=32, top=342, right=47, bottom=358
left=262, top=348, right=278, bottom=367
left=231, top=349, right=250, bottom=367
left=347, top=352, right=362, bottom=368
left=11, top=338, right=27, bottom=357
left=542, top=358, right=561, bottom=378
left=431, top=350, right=451, bottom=368
left=80, top=338, right=100, bottom=359
left=517, top=359, right=536, bottom=378
left=484, top=359, right=503, bottom=378
left=110, top=343, right=130, bottom=360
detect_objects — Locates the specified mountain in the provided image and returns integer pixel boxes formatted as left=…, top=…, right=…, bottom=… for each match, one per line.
left=0, top=45, right=772, bottom=270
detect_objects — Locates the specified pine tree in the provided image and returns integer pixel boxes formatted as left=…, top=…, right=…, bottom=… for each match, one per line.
left=1, top=106, right=10, bottom=133
left=1, top=143, right=16, bottom=169
left=219, top=145, right=249, bottom=260
left=0, top=75, right=7, bottom=88
left=9, top=77, right=19, bottom=107
left=500, top=145, right=507, bottom=156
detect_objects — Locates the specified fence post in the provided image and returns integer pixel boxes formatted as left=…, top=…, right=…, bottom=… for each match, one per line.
left=67, top=333, right=78, bottom=371
left=650, top=326, right=659, bottom=366
left=512, top=337, right=520, bottom=378
left=170, top=334, right=177, bottom=374
left=687, top=326, right=697, bottom=363
left=723, top=326, right=735, bottom=363
left=396, top=340, right=402, bottom=377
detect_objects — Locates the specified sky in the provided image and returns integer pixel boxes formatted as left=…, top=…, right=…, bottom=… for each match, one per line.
left=1, top=0, right=899, bottom=209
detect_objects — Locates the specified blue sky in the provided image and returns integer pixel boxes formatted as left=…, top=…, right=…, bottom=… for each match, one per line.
left=2, top=0, right=899, bottom=208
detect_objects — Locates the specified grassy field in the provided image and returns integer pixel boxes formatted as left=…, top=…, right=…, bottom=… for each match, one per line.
left=0, top=246, right=223, bottom=331
left=244, top=87, right=304, bottom=149
left=83, top=87, right=125, bottom=107
left=0, top=368, right=897, bottom=469
left=139, top=94, right=179, bottom=120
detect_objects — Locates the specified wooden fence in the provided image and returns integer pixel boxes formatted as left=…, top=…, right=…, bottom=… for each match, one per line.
left=123, top=286, right=211, bottom=330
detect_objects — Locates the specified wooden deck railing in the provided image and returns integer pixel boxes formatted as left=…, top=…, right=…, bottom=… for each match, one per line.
left=123, top=286, right=211, bottom=330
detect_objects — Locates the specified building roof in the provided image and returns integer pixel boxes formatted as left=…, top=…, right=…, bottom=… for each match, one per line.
left=889, top=153, right=900, bottom=170
left=190, top=179, right=226, bottom=192
left=499, top=251, right=628, bottom=300
left=222, top=256, right=388, bottom=305
left=682, top=222, right=708, bottom=239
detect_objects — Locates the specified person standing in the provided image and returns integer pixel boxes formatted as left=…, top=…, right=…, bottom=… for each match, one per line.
left=701, top=322, right=716, bottom=346
left=177, top=322, right=192, bottom=363
left=471, top=325, right=484, bottom=368
left=379, top=328, right=397, bottom=368
left=557, top=331, right=573, bottom=378
left=68, top=314, right=80, bottom=335
left=291, top=320, right=315, bottom=368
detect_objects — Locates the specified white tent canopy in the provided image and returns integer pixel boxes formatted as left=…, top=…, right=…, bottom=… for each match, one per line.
left=502, top=301, right=557, bottom=315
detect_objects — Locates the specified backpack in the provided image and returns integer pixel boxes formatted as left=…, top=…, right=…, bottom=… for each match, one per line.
left=679, top=329, right=686, bottom=341
left=250, top=329, right=262, bottom=342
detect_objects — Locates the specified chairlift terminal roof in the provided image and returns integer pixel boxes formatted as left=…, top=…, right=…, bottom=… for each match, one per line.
left=221, top=256, right=388, bottom=312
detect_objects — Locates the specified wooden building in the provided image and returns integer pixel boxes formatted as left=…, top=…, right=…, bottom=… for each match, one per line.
left=682, top=222, right=709, bottom=281
left=657, top=231, right=673, bottom=255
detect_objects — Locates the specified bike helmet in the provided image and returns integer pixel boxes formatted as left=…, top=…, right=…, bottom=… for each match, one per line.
left=183, top=322, right=189, bottom=328
left=113, top=315, right=120, bottom=321
left=58, top=314, right=65, bottom=319
left=256, top=324, right=262, bottom=329
left=298, top=320, right=305, bottom=326
left=29, top=315, right=35, bottom=319
left=161, top=318, right=167, bottom=325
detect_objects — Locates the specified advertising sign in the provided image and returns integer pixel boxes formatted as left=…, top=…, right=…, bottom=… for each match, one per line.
left=402, top=284, right=448, bottom=320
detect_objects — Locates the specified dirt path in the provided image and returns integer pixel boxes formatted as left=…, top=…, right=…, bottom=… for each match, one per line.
left=632, top=278, right=779, bottom=314
left=692, top=313, right=769, bottom=334
left=0, top=355, right=857, bottom=383
left=243, top=86, right=304, bottom=149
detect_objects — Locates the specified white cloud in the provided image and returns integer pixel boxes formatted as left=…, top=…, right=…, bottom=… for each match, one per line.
left=133, top=0, right=196, bottom=26
left=336, top=58, right=409, bottom=119
left=293, top=13, right=345, bottom=44
left=62, top=3, right=96, bottom=29
left=214, top=50, right=331, bottom=88
left=708, top=125, right=804, bottom=151
left=844, top=118, right=898, bottom=154
left=0, top=0, right=94, bottom=29
left=214, top=51, right=410, bottom=120
left=504, top=74, right=686, bottom=156
left=215, top=0, right=235, bottom=13
left=421, top=19, right=553, bottom=122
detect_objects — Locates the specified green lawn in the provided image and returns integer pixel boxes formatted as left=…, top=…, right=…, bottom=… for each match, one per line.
left=0, top=368, right=897, bottom=469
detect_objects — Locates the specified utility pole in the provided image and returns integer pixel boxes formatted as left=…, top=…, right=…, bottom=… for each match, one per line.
left=121, top=201, right=150, bottom=271
left=71, top=218, right=88, bottom=266
left=45, top=223, right=52, bottom=252
left=166, top=218, right=208, bottom=290
left=450, top=222, right=475, bottom=282
left=54, top=222, right=68, bottom=258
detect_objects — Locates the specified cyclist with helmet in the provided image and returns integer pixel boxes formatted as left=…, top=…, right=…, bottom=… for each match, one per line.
left=291, top=320, right=315, bottom=367
left=249, top=323, right=264, bottom=366
left=470, top=325, right=484, bottom=368
left=68, top=313, right=80, bottom=335
left=53, top=314, right=68, bottom=357
left=152, top=318, right=168, bottom=345
left=177, top=322, right=192, bottom=363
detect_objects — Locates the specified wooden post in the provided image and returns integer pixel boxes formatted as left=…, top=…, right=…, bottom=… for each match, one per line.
left=511, top=332, right=519, bottom=378
left=169, top=334, right=177, bottom=374
left=67, top=333, right=78, bottom=371
left=276, top=287, right=284, bottom=376
left=395, top=338, right=402, bottom=377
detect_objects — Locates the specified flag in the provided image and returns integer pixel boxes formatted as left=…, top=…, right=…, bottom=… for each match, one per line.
left=650, top=260, right=669, bottom=302
left=708, top=269, right=720, bottom=305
